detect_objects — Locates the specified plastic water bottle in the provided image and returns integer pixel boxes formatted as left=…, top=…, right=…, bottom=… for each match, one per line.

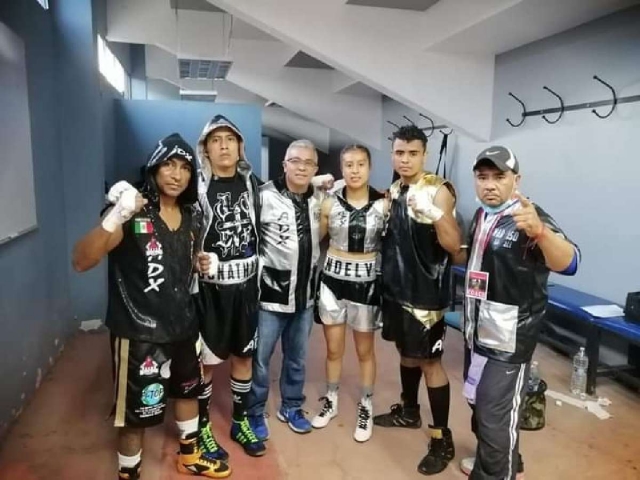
left=570, top=347, right=588, bottom=396
left=528, top=361, right=541, bottom=392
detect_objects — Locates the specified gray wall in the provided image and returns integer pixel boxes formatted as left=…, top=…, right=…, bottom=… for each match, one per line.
left=130, top=44, right=147, bottom=100
left=147, top=78, right=181, bottom=101
left=267, top=136, right=289, bottom=180
left=55, top=0, right=108, bottom=323
left=451, top=7, right=640, bottom=303
left=0, top=0, right=107, bottom=439
left=366, top=7, right=640, bottom=303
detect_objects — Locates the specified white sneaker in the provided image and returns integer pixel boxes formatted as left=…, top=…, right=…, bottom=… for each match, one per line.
left=311, top=391, right=338, bottom=429
left=460, top=457, right=475, bottom=475
left=353, top=397, right=373, bottom=443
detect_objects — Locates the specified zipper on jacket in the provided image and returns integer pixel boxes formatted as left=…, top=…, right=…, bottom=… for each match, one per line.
left=295, top=199, right=312, bottom=312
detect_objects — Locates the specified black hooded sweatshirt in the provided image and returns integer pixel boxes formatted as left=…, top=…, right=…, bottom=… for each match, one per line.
left=105, top=133, right=200, bottom=343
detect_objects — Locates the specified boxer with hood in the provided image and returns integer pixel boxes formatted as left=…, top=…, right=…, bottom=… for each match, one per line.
left=72, top=133, right=230, bottom=479
left=192, top=115, right=266, bottom=459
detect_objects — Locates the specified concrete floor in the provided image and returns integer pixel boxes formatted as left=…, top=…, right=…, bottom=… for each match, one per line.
left=1, top=325, right=639, bottom=480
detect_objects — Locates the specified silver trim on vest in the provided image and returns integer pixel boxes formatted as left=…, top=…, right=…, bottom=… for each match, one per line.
left=328, top=197, right=385, bottom=253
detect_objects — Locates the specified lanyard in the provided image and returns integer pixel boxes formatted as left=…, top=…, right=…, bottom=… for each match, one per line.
left=473, top=199, right=518, bottom=255
left=474, top=212, right=504, bottom=256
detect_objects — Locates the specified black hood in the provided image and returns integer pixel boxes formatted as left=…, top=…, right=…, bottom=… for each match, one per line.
left=143, top=133, right=198, bottom=205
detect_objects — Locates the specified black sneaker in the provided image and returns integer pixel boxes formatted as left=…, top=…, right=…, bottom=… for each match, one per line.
left=417, top=426, right=455, bottom=476
left=118, top=462, right=141, bottom=480
left=518, top=453, right=525, bottom=474
left=373, top=403, right=422, bottom=429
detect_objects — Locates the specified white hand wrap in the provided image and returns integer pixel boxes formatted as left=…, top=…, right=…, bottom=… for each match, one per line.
left=106, top=180, right=137, bottom=204
left=101, top=189, right=138, bottom=232
left=408, top=186, right=444, bottom=222
left=206, top=252, right=219, bottom=277
left=311, top=173, right=334, bottom=188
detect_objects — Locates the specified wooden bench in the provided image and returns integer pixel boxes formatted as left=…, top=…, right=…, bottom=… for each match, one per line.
left=448, top=265, right=640, bottom=395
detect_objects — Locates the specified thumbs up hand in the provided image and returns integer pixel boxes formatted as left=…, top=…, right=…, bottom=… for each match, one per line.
left=511, top=191, right=544, bottom=239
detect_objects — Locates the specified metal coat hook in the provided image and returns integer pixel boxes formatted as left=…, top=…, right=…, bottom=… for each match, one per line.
left=591, top=75, right=617, bottom=119
left=506, top=92, right=526, bottom=127
left=418, top=113, right=435, bottom=137
left=386, top=120, right=400, bottom=128
left=541, top=86, right=564, bottom=124
left=402, top=115, right=416, bottom=125
left=440, top=127, right=453, bottom=135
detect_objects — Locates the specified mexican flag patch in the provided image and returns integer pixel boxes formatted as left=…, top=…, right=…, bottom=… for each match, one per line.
left=134, top=218, right=154, bottom=235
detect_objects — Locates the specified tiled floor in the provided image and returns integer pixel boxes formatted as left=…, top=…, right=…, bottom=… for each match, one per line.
left=0, top=325, right=639, bottom=480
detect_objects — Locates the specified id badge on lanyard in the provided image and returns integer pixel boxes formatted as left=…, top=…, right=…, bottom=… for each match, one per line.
left=466, top=212, right=506, bottom=300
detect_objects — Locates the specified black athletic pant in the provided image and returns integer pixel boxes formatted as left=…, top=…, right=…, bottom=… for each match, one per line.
left=465, top=349, right=530, bottom=480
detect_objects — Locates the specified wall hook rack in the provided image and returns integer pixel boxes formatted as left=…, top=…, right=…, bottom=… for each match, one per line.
left=522, top=75, right=638, bottom=122
left=591, top=75, right=617, bottom=119
left=418, top=113, right=435, bottom=137
left=541, top=86, right=564, bottom=124
left=506, top=92, right=527, bottom=127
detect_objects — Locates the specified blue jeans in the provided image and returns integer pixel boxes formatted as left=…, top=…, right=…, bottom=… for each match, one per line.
left=247, top=307, right=313, bottom=415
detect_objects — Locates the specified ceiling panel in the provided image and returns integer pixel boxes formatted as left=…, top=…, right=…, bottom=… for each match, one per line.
left=285, top=51, right=334, bottom=70
left=427, top=0, right=640, bottom=54
left=345, top=0, right=439, bottom=11
left=231, top=18, right=281, bottom=41
left=169, top=0, right=225, bottom=12
left=338, top=81, right=381, bottom=97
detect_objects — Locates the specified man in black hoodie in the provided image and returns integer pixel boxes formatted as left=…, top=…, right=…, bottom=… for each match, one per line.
left=72, top=134, right=230, bottom=479
left=192, top=115, right=266, bottom=459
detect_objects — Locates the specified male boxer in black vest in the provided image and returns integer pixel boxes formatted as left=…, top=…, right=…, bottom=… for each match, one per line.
left=73, top=133, right=230, bottom=479
left=374, top=125, right=463, bottom=476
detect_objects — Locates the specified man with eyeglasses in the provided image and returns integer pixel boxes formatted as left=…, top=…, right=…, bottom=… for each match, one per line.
left=193, top=119, right=334, bottom=461
left=244, top=139, right=329, bottom=444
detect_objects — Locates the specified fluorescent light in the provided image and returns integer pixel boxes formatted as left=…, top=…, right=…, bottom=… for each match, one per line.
left=180, top=90, right=218, bottom=96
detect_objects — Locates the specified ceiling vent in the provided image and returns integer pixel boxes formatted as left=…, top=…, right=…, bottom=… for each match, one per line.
left=179, top=59, right=232, bottom=80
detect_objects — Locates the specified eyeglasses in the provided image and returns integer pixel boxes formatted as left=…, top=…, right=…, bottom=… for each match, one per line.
left=286, top=157, right=318, bottom=169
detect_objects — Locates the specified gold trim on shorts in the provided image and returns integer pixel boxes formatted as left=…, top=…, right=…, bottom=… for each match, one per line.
left=114, top=338, right=130, bottom=427
left=401, top=306, right=445, bottom=329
